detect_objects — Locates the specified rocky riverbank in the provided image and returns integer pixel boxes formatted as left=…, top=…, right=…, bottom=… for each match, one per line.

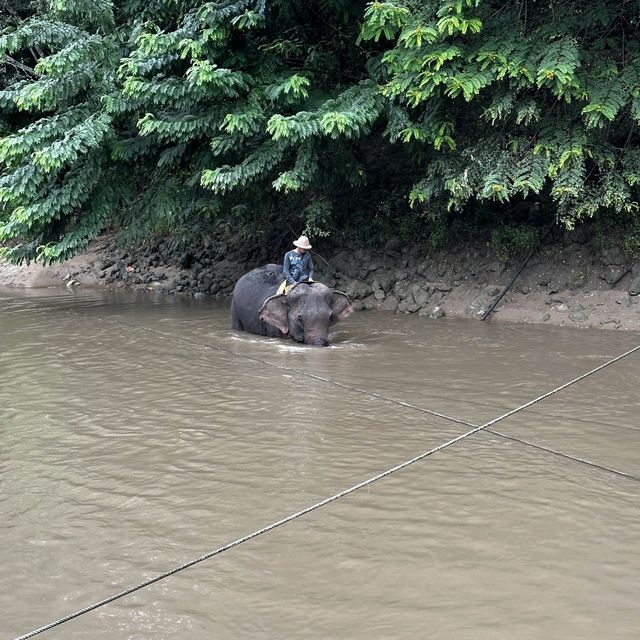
left=2, top=230, right=640, bottom=331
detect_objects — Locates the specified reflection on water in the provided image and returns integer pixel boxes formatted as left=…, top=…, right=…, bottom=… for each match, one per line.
left=1, top=287, right=639, bottom=639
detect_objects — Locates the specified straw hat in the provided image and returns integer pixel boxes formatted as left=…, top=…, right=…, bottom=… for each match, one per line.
left=293, top=235, right=312, bottom=250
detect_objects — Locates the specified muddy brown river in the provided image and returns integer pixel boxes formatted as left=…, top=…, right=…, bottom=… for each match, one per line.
left=2, top=288, right=639, bottom=639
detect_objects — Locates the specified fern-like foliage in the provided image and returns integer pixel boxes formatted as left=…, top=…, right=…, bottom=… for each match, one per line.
left=0, top=2, right=120, bottom=264
left=1, top=0, right=639, bottom=263
left=359, top=0, right=640, bottom=223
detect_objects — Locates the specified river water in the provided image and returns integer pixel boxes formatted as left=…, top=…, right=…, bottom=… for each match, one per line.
left=1, top=288, right=639, bottom=640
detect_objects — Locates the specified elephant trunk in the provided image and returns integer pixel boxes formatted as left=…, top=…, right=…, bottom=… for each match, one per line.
left=310, top=337, right=329, bottom=347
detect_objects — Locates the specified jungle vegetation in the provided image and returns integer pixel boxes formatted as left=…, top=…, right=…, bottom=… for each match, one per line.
left=1, top=0, right=639, bottom=263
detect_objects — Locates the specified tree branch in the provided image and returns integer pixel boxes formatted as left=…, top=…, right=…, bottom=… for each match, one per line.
left=3, top=54, right=39, bottom=78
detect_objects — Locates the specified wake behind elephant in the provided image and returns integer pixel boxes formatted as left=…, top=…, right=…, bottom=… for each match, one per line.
left=231, top=264, right=353, bottom=346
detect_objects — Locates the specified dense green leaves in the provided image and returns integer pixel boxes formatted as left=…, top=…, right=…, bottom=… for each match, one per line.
left=361, top=0, right=640, bottom=226
left=1, top=0, right=639, bottom=263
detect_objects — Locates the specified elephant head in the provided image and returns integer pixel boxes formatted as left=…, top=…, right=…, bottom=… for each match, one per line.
left=258, top=282, right=353, bottom=346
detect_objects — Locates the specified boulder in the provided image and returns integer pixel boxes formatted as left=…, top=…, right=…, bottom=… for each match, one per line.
left=466, top=295, right=490, bottom=317
left=567, top=270, right=588, bottom=290
left=412, top=285, right=431, bottom=306
left=600, top=266, right=628, bottom=287
left=346, top=280, right=368, bottom=300
left=569, top=310, right=588, bottom=323
left=378, top=295, right=399, bottom=312
left=629, top=275, right=640, bottom=296
left=602, top=247, right=625, bottom=266
left=384, top=237, right=402, bottom=253
left=547, top=280, right=563, bottom=294
left=360, top=294, right=378, bottom=311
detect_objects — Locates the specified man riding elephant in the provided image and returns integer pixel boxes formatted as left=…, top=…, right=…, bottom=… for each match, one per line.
left=231, top=236, right=352, bottom=346
left=278, top=235, right=315, bottom=295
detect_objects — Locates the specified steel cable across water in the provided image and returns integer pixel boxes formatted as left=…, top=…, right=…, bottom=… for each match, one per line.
left=8, top=303, right=639, bottom=640
left=93, top=314, right=640, bottom=479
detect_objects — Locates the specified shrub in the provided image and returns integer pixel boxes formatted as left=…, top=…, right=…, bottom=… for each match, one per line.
left=490, top=225, right=540, bottom=262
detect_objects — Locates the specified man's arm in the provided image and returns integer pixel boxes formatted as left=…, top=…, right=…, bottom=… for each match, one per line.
left=282, top=252, right=295, bottom=284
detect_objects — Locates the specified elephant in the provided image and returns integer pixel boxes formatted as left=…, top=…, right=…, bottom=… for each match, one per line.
left=231, top=264, right=353, bottom=347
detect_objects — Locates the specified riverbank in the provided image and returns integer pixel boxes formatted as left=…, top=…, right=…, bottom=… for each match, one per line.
left=2, top=230, right=640, bottom=331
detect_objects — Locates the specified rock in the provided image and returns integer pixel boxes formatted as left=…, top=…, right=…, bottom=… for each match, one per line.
left=412, top=286, right=431, bottom=306
left=571, top=302, right=586, bottom=312
left=569, top=310, right=588, bottom=323
left=393, top=281, right=410, bottom=300
left=397, top=300, right=410, bottom=313
left=541, top=313, right=551, bottom=322
left=600, top=266, right=629, bottom=286
left=429, top=306, right=446, bottom=319
left=547, top=280, right=563, bottom=294
left=551, top=302, right=569, bottom=312
left=520, top=285, right=531, bottom=295
left=378, top=295, right=399, bottom=312
left=567, top=270, right=588, bottom=290
left=361, top=294, right=378, bottom=311
left=628, top=275, right=640, bottom=296
left=345, top=279, right=369, bottom=300
left=600, top=318, right=620, bottom=327
left=374, top=289, right=385, bottom=301
left=485, top=285, right=501, bottom=297
left=384, top=237, right=403, bottom=252
left=100, top=259, right=115, bottom=271
left=466, top=295, right=490, bottom=317
left=180, top=252, right=194, bottom=269
left=371, top=275, right=394, bottom=292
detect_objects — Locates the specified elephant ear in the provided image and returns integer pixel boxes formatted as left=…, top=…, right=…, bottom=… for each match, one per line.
left=330, top=291, right=353, bottom=324
left=259, top=294, right=289, bottom=334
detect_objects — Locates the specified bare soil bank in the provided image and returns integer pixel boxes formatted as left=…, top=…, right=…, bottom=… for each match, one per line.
left=2, top=231, right=640, bottom=331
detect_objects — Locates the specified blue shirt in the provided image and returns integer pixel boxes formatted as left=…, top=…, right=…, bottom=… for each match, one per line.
left=283, top=250, right=314, bottom=284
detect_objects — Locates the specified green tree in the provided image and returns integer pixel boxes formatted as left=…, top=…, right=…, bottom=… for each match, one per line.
left=1, top=1, right=639, bottom=264
left=360, top=0, right=640, bottom=225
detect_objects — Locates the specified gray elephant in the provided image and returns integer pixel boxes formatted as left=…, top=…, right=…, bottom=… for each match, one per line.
left=231, top=264, right=353, bottom=346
